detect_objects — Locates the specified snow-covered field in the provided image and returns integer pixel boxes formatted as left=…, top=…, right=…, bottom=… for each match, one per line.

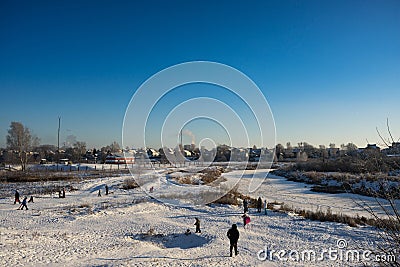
left=223, top=170, right=400, bottom=218
left=0, top=167, right=397, bottom=266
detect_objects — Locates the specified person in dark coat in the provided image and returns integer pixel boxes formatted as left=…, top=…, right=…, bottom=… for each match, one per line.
left=14, top=190, right=21, bottom=204
left=194, top=217, right=201, bottom=233
left=257, top=197, right=262, bottom=213
left=19, top=197, right=28, bottom=210
left=243, top=199, right=248, bottom=213
left=28, top=196, right=34, bottom=203
left=227, top=224, right=239, bottom=257
left=105, top=185, right=109, bottom=195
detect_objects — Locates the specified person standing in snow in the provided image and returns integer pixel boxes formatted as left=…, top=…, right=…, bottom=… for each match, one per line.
left=98, top=189, right=101, bottom=197
left=242, top=213, right=250, bottom=229
left=243, top=198, right=248, bottom=213
left=227, top=224, right=239, bottom=257
left=194, top=217, right=201, bottom=233
left=257, top=197, right=262, bottom=213
left=14, top=190, right=20, bottom=204
left=19, top=197, right=28, bottom=210
left=105, top=185, right=109, bottom=195
left=264, top=199, right=268, bottom=215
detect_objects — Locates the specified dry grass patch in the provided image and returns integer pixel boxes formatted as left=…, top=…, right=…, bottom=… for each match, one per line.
left=212, top=185, right=257, bottom=206
left=122, top=178, right=139, bottom=190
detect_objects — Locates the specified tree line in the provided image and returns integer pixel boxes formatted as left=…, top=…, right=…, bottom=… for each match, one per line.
left=1, top=122, right=122, bottom=171
left=2, top=121, right=398, bottom=172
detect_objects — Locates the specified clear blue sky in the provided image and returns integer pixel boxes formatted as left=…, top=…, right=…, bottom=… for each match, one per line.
left=1, top=0, right=399, bottom=149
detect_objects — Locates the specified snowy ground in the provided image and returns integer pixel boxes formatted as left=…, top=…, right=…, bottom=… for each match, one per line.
left=223, top=170, right=400, bottom=218
left=0, top=167, right=398, bottom=266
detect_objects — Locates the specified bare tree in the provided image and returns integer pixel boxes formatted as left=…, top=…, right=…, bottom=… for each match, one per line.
left=376, top=118, right=400, bottom=148
left=73, top=141, right=87, bottom=162
left=101, top=141, right=121, bottom=155
left=110, top=141, right=121, bottom=153
left=6, top=122, right=40, bottom=171
left=361, top=118, right=400, bottom=266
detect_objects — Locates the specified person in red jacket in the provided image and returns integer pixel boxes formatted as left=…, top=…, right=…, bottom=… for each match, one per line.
left=242, top=213, right=251, bottom=229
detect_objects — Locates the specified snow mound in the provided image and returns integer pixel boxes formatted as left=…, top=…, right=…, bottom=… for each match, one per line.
left=131, top=233, right=211, bottom=249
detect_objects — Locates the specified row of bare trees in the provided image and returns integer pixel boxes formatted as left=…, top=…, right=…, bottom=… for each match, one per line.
left=2, top=122, right=122, bottom=170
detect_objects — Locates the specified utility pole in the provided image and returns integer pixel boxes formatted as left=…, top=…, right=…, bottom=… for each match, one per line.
left=58, top=116, right=61, bottom=153
left=57, top=116, right=61, bottom=170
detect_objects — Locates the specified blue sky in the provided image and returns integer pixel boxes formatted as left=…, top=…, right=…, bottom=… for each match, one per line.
left=1, top=0, right=399, bottom=149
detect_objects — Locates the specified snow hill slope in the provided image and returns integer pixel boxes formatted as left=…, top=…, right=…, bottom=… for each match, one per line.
left=0, top=169, right=394, bottom=266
